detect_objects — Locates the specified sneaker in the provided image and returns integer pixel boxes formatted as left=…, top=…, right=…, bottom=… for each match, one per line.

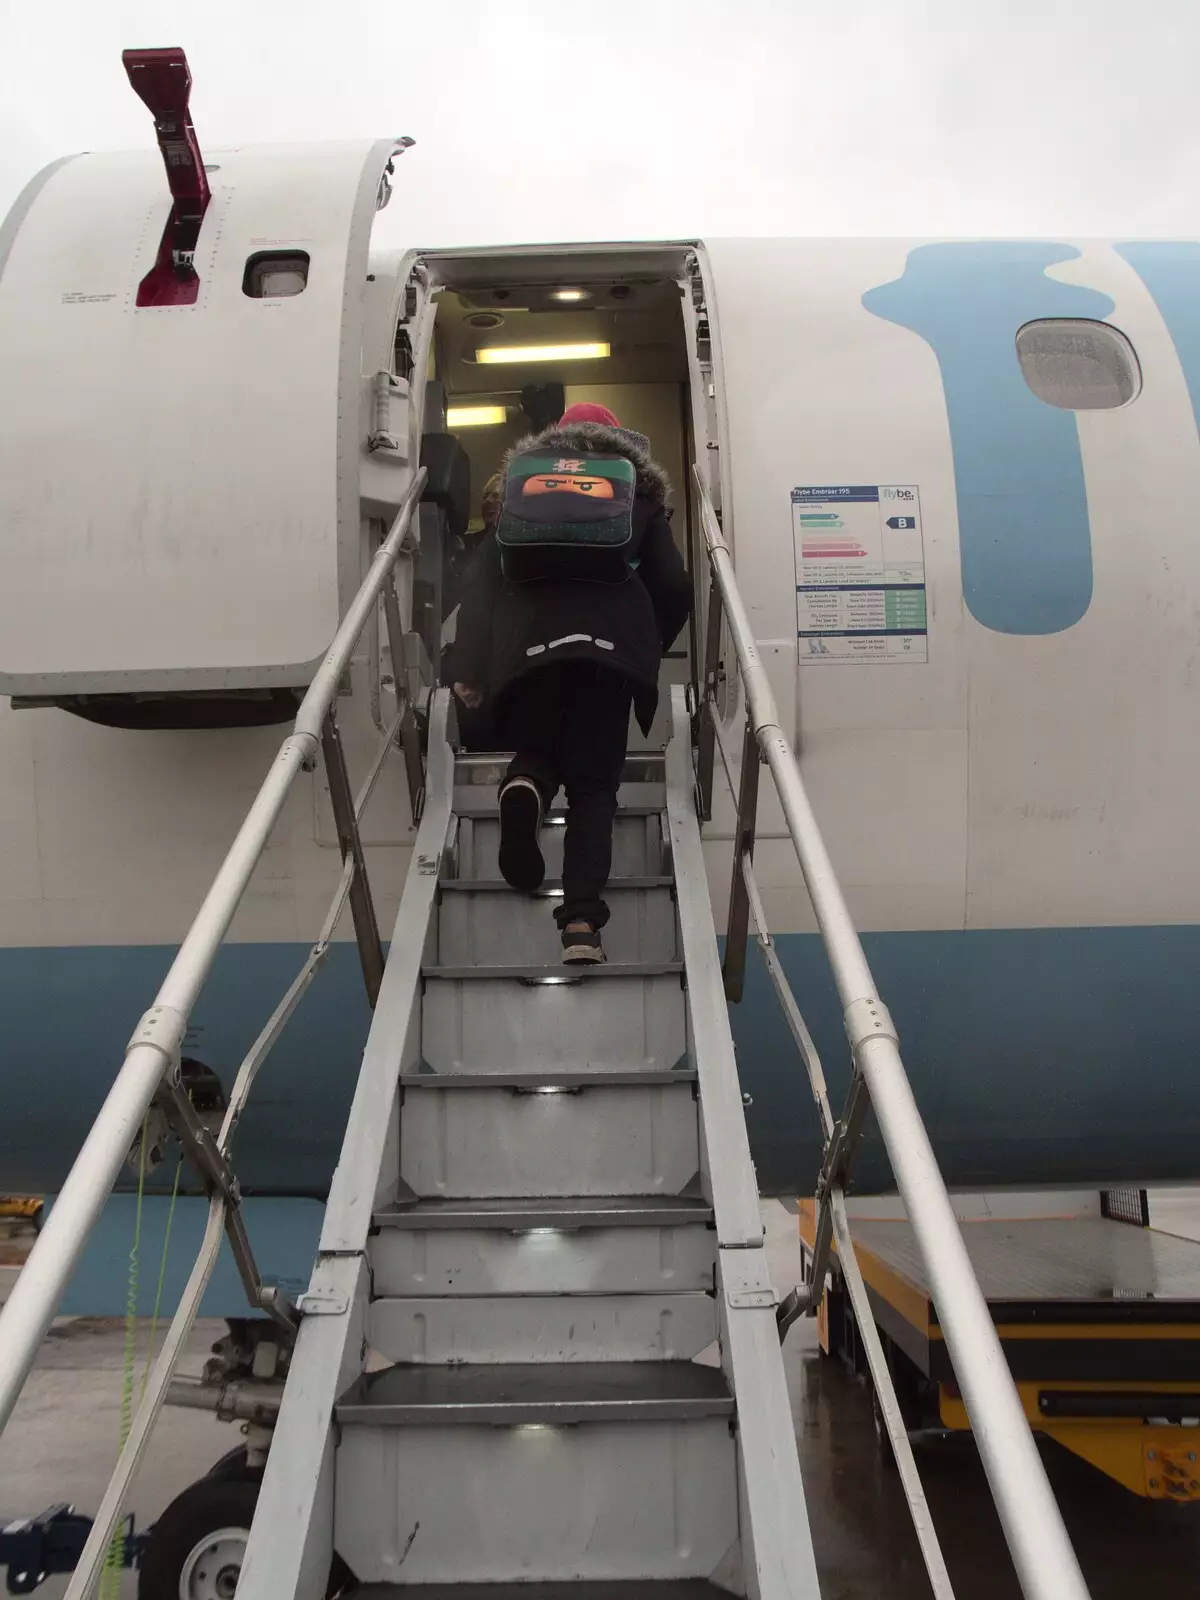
left=497, top=777, right=545, bottom=892
left=562, top=922, right=605, bottom=965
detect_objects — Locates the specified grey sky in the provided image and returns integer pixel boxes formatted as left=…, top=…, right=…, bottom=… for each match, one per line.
left=2, top=0, right=1198, bottom=244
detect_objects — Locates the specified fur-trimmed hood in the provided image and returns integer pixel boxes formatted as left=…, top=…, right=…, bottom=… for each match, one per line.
left=502, top=421, right=672, bottom=507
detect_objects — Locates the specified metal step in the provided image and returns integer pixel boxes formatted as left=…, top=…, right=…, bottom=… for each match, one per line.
left=437, top=877, right=674, bottom=892
left=452, top=812, right=666, bottom=883
left=397, top=1069, right=695, bottom=1089
left=451, top=757, right=666, bottom=821
left=454, top=800, right=666, bottom=821
left=423, top=963, right=683, bottom=981
left=437, top=884, right=677, bottom=967
left=398, top=1078, right=700, bottom=1199
left=367, top=1293, right=719, bottom=1365
left=419, top=966, right=686, bottom=1077
left=374, top=1195, right=714, bottom=1229
left=369, top=1197, right=716, bottom=1297
left=335, top=1408, right=737, bottom=1585
left=347, top=1581, right=733, bottom=1598
left=336, top=1361, right=734, bottom=1426
left=453, top=751, right=665, bottom=785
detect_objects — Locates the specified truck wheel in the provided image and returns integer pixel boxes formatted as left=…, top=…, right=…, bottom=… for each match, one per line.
left=137, top=1476, right=353, bottom=1599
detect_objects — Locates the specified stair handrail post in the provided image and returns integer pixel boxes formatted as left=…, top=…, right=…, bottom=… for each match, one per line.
left=693, top=467, right=1090, bottom=1600
left=0, top=468, right=427, bottom=1436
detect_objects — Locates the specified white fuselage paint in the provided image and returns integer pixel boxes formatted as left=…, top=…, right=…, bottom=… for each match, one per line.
left=1, top=141, right=1198, bottom=1222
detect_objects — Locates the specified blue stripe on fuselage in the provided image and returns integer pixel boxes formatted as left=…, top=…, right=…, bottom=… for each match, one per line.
left=736, top=924, right=1200, bottom=1197
left=49, top=1193, right=326, bottom=1318
left=6, top=926, right=1199, bottom=1315
left=863, top=242, right=1112, bottom=636
left=0, top=942, right=374, bottom=1198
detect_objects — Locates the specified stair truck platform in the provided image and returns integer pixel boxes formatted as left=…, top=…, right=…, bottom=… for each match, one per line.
left=801, top=1193, right=1200, bottom=1501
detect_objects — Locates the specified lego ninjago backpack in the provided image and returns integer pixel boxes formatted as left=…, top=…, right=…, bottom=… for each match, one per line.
left=495, top=449, right=637, bottom=584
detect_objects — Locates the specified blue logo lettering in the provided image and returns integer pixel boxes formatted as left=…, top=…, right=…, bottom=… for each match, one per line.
left=863, top=243, right=1113, bottom=635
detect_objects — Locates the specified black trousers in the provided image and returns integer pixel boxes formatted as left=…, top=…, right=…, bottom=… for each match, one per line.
left=497, top=662, right=634, bottom=930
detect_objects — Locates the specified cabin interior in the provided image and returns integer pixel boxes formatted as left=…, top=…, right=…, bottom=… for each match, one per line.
left=417, top=246, right=703, bottom=748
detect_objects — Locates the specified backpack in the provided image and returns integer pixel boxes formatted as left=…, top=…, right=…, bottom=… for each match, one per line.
left=495, top=448, right=636, bottom=584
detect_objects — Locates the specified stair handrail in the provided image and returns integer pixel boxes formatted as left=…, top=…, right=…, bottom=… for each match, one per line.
left=55, top=707, right=410, bottom=1600
left=0, top=466, right=428, bottom=1437
left=692, top=467, right=1090, bottom=1600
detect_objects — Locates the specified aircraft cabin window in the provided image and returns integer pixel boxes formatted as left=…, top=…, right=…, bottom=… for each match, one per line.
left=243, top=251, right=310, bottom=299
left=1016, top=318, right=1140, bottom=410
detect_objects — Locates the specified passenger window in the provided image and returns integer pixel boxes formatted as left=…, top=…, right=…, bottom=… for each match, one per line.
left=1016, top=318, right=1140, bottom=409
left=243, top=251, right=310, bottom=299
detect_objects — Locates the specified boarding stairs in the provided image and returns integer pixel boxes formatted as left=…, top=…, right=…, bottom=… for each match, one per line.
left=238, top=703, right=816, bottom=1598
left=0, top=467, right=1093, bottom=1600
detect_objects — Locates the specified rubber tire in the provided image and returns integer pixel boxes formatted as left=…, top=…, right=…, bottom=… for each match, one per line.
left=204, top=1446, right=257, bottom=1483
left=139, top=1472, right=357, bottom=1599
left=138, top=1476, right=259, bottom=1600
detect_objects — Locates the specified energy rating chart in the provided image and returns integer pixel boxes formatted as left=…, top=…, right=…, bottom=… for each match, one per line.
left=792, top=484, right=928, bottom=663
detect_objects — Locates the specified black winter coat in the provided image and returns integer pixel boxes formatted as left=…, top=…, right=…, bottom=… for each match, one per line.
left=448, top=422, right=693, bottom=736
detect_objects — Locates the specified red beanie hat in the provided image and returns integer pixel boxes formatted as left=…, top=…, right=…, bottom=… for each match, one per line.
left=559, top=402, right=621, bottom=428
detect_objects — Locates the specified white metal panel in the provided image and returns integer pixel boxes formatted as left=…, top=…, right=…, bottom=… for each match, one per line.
left=335, top=1419, right=738, bottom=1584
left=437, top=883, right=677, bottom=967
left=368, top=1294, right=719, bottom=1363
left=420, top=973, right=686, bottom=1076
left=0, top=139, right=395, bottom=692
left=455, top=812, right=663, bottom=881
left=964, top=246, right=1200, bottom=929
left=370, top=1221, right=716, bottom=1296
left=399, top=1082, right=700, bottom=1198
left=841, top=1191, right=1103, bottom=1222
left=700, top=239, right=970, bottom=736
left=0, top=662, right=412, bottom=950
left=699, top=236, right=1200, bottom=935
left=699, top=239, right=969, bottom=938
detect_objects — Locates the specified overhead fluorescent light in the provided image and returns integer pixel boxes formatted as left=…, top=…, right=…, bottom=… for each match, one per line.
left=476, top=341, right=610, bottom=366
left=551, top=288, right=588, bottom=302
left=447, top=404, right=507, bottom=427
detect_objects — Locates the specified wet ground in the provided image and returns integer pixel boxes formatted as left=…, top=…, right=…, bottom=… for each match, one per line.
left=774, top=1197, right=1200, bottom=1598
left=2, top=1202, right=1199, bottom=1597
left=786, top=1305, right=1200, bottom=1599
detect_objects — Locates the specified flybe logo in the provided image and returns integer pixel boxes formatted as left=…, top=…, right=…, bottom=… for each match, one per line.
left=863, top=242, right=1113, bottom=637
left=863, top=242, right=1200, bottom=637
